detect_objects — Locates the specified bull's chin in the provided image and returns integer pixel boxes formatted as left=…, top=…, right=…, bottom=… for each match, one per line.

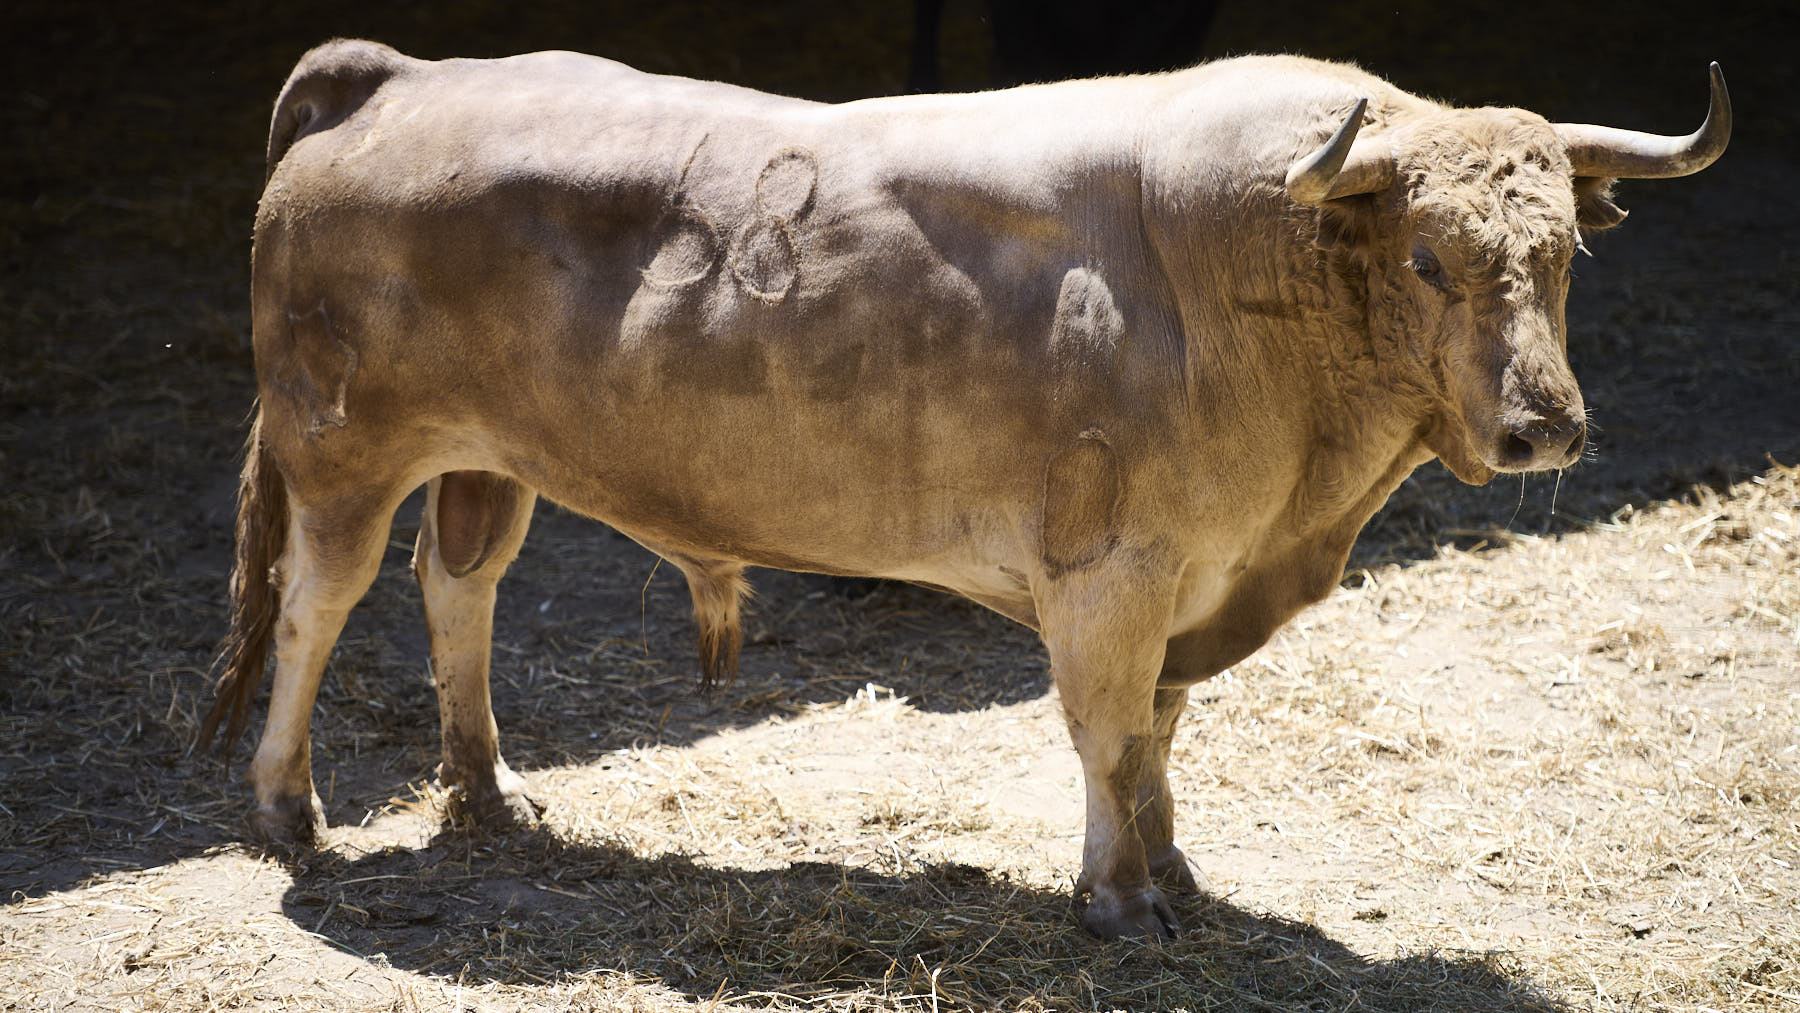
left=1423, top=416, right=1498, bottom=486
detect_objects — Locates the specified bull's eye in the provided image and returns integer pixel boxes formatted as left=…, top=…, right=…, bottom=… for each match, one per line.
left=1409, top=247, right=1448, bottom=289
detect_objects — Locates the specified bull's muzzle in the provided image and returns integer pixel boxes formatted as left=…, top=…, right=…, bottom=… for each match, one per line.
left=1501, top=417, right=1585, bottom=471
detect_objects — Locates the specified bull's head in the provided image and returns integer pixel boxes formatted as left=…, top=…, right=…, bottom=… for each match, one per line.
left=1286, top=66, right=1730, bottom=483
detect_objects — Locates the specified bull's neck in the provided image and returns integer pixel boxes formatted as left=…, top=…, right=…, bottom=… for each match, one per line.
left=1139, top=177, right=1432, bottom=535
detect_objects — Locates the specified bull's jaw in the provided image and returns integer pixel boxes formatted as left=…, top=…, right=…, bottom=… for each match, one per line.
left=1423, top=411, right=1498, bottom=486
left=1424, top=355, right=1586, bottom=483
left=1424, top=408, right=1586, bottom=484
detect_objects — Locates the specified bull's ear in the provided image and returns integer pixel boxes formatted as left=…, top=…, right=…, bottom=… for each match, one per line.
left=1575, top=176, right=1629, bottom=231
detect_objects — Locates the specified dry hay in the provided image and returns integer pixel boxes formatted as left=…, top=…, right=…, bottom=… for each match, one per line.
left=1176, top=460, right=1799, bottom=1011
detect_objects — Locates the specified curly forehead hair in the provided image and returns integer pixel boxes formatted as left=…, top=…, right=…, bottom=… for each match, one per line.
left=1400, top=109, right=1581, bottom=267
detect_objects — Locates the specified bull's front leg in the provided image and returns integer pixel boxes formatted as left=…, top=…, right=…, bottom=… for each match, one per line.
left=1138, top=685, right=1201, bottom=893
left=1138, top=628, right=1244, bottom=893
left=1038, top=559, right=1182, bottom=939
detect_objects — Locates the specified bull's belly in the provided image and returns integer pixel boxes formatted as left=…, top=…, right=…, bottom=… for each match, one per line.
left=567, top=478, right=1043, bottom=626
left=505, top=413, right=1043, bottom=603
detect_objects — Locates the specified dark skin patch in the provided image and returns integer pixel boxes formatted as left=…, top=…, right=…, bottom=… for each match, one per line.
left=1232, top=297, right=1304, bottom=321
left=267, top=301, right=359, bottom=438
left=1095, top=732, right=1154, bottom=889
left=658, top=337, right=770, bottom=396
left=1107, top=734, right=1151, bottom=817
left=1040, top=430, right=1120, bottom=576
left=438, top=725, right=541, bottom=826
left=803, top=340, right=866, bottom=401
left=436, top=470, right=529, bottom=579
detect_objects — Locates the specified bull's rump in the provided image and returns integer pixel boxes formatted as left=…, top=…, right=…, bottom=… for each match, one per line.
left=253, top=48, right=1176, bottom=591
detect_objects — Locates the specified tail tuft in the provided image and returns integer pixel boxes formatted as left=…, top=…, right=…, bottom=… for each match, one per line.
left=199, top=409, right=288, bottom=754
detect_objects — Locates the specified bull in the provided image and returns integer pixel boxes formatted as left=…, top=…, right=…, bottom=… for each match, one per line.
left=203, top=41, right=1728, bottom=938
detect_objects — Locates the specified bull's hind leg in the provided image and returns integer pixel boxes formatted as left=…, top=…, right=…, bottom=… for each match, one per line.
left=247, top=494, right=397, bottom=843
left=414, top=470, right=539, bottom=826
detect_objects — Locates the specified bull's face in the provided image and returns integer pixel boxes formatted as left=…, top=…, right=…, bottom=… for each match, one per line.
left=1284, top=68, right=1729, bottom=485
left=1386, top=114, right=1590, bottom=484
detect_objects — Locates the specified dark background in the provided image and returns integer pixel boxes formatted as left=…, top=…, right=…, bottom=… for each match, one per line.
left=1, top=0, right=1794, bottom=991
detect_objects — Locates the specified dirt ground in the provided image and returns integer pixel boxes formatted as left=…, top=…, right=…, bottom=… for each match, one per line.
left=2, top=1, right=1795, bottom=1010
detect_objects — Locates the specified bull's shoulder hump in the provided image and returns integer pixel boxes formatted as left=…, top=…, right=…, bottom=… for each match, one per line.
left=808, top=75, right=1172, bottom=182
left=1179, top=54, right=1406, bottom=98
left=1150, top=54, right=1431, bottom=124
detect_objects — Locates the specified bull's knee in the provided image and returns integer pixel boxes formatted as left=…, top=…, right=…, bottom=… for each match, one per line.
left=433, top=471, right=528, bottom=578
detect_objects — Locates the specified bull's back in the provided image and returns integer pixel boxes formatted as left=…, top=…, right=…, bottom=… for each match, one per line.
left=254, top=48, right=1180, bottom=582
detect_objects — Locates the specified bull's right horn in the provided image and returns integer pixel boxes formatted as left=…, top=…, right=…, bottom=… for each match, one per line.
left=1286, top=97, right=1396, bottom=205
left=1555, top=63, right=1732, bottom=179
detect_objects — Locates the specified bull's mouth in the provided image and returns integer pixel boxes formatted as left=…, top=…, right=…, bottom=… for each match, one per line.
left=1424, top=412, right=1497, bottom=485
left=1425, top=408, right=1585, bottom=485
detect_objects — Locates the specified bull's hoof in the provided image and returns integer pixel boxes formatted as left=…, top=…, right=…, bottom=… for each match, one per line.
left=1080, top=885, right=1181, bottom=940
left=454, top=785, right=543, bottom=829
left=247, top=792, right=327, bottom=846
left=441, top=767, right=543, bottom=830
left=1148, top=844, right=1208, bottom=894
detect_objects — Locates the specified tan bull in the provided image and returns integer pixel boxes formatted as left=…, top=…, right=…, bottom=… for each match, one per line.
left=204, top=41, right=1728, bottom=938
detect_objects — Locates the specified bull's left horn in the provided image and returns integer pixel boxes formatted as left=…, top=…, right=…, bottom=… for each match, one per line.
left=1286, top=97, right=1395, bottom=205
left=1556, top=63, right=1731, bottom=179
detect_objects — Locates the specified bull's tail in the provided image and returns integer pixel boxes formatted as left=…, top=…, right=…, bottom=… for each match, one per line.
left=200, top=38, right=407, bottom=752
left=199, top=409, right=288, bottom=753
left=683, top=561, right=750, bottom=693
left=264, top=38, right=408, bottom=182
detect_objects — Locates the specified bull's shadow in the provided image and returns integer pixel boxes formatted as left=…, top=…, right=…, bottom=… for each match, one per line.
left=281, top=823, right=1569, bottom=1011
left=0, top=496, right=1051, bottom=906
left=0, top=483, right=1056, bottom=904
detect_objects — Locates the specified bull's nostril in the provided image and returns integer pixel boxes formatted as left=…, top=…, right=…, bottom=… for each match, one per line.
left=1562, top=429, right=1585, bottom=460
left=1504, top=434, right=1535, bottom=463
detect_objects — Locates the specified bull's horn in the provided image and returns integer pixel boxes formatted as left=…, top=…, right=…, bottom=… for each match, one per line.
left=1555, top=63, right=1731, bottom=179
left=1285, top=97, right=1395, bottom=205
